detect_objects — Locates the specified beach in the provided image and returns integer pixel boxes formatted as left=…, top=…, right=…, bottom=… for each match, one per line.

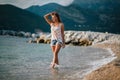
left=83, top=41, right=120, bottom=80
left=27, top=30, right=120, bottom=80
left=0, top=0, right=119, bottom=79
left=0, top=31, right=120, bottom=80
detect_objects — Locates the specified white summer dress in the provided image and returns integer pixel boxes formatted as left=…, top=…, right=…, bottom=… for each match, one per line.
left=50, top=23, right=63, bottom=46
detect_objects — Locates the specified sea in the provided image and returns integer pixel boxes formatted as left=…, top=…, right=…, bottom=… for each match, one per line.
left=0, top=35, right=116, bottom=80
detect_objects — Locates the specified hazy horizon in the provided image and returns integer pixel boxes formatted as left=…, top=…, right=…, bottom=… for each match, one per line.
left=0, top=0, right=74, bottom=9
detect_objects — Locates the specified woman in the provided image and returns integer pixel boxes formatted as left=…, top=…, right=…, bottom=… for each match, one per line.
left=44, top=12, right=65, bottom=68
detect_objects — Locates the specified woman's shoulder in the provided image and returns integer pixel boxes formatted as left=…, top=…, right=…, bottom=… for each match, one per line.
left=50, top=23, right=54, bottom=26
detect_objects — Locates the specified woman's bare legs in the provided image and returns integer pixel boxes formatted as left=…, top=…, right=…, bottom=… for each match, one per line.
left=53, top=44, right=61, bottom=65
left=51, top=46, right=55, bottom=64
left=51, top=44, right=61, bottom=68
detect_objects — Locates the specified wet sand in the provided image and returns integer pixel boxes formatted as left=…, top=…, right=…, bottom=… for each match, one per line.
left=83, top=41, right=120, bottom=80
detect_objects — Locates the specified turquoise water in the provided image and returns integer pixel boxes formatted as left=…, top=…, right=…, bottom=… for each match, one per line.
left=0, top=36, right=115, bottom=80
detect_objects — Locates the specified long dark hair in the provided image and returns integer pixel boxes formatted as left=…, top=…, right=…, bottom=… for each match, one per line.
left=52, top=12, right=61, bottom=22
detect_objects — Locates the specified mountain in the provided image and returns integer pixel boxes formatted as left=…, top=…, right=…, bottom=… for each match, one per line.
left=0, top=4, right=49, bottom=33
left=26, top=3, right=61, bottom=16
left=56, top=3, right=120, bottom=33
left=26, top=2, right=120, bottom=34
left=74, top=0, right=120, bottom=33
left=26, top=3, right=79, bottom=31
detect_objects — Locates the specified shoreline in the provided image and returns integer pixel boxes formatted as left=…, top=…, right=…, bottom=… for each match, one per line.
left=83, top=41, right=120, bottom=80
left=87, top=48, right=116, bottom=73
left=77, top=45, right=117, bottom=80
left=0, top=30, right=120, bottom=80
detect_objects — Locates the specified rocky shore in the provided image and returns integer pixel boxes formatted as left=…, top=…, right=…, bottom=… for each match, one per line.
left=1, top=30, right=119, bottom=46
left=28, top=31, right=120, bottom=46
left=0, top=30, right=32, bottom=38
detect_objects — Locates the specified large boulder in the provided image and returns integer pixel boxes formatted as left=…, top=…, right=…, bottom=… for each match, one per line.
left=65, top=37, right=72, bottom=44
left=24, top=32, right=31, bottom=38
left=44, top=34, right=51, bottom=44
left=8, top=31, right=17, bottom=36
left=44, top=38, right=51, bottom=44
left=79, top=38, right=92, bottom=46
left=36, top=38, right=44, bottom=43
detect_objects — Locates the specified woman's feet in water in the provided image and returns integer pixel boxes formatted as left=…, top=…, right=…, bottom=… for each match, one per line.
left=50, top=62, right=55, bottom=68
left=50, top=62, right=59, bottom=68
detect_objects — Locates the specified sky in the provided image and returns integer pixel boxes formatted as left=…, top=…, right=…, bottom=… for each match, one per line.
left=0, top=0, right=74, bottom=9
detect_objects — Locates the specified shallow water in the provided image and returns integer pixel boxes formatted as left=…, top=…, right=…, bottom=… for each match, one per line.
left=0, top=36, right=115, bottom=80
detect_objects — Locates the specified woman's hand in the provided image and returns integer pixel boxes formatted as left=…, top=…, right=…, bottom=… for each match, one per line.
left=62, top=43, right=65, bottom=48
left=50, top=11, right=56, bottom=14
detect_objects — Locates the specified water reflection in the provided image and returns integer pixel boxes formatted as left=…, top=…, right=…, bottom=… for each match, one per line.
left=50, top=68, right=59, bottom=80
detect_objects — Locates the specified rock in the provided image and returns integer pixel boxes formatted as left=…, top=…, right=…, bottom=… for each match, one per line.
left=25, top=31, right=120, bottom=46
left=34, top=34, right=48, bottom=43
left=84, top=32, right=94, bottom=41
left=71, top=41, right=79, bottom=46
left=31, top=33, right=36, bottom=38
left=65, top=38, right=71, bottom=44
left=39, top=39, right=44, bottom=43
left=9, top=31, right=17, bottom=36
left=70, top=38, right=79, bottom=45
left=64, top=31, right=75, bottom=45
left=105, top=32, right=108, bottom=34
left=2, top=30, right=119, bottom=47
left=65, top=31, right=74, bottom=38
left=44, top=39, right=51, bottom=44
left=24, top=32, right=31, bottom=38
left=79, top=38, right=92, bottom=46
left=44, top=34, right=51, bottom=44
left=40, top=34, right=46, bottom=39
left=1, top=30, right=8, bottom=35
left=3, top=30, right=17, bottom=36
left=36, top=38, right=44, bottom=43
left=28, top=40, right=32, bottom=43
left=17, top=31, right=25, bottom=37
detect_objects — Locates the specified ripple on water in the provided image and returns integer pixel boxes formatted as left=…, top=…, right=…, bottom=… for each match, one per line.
left=0, top=36, right=116, bottom=80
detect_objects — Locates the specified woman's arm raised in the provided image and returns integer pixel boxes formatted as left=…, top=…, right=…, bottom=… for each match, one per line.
left=44, top=13, right=53, bottom=25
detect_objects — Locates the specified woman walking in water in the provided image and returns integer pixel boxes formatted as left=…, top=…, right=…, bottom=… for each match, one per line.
left=44, top=12, right=65, bottom=68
